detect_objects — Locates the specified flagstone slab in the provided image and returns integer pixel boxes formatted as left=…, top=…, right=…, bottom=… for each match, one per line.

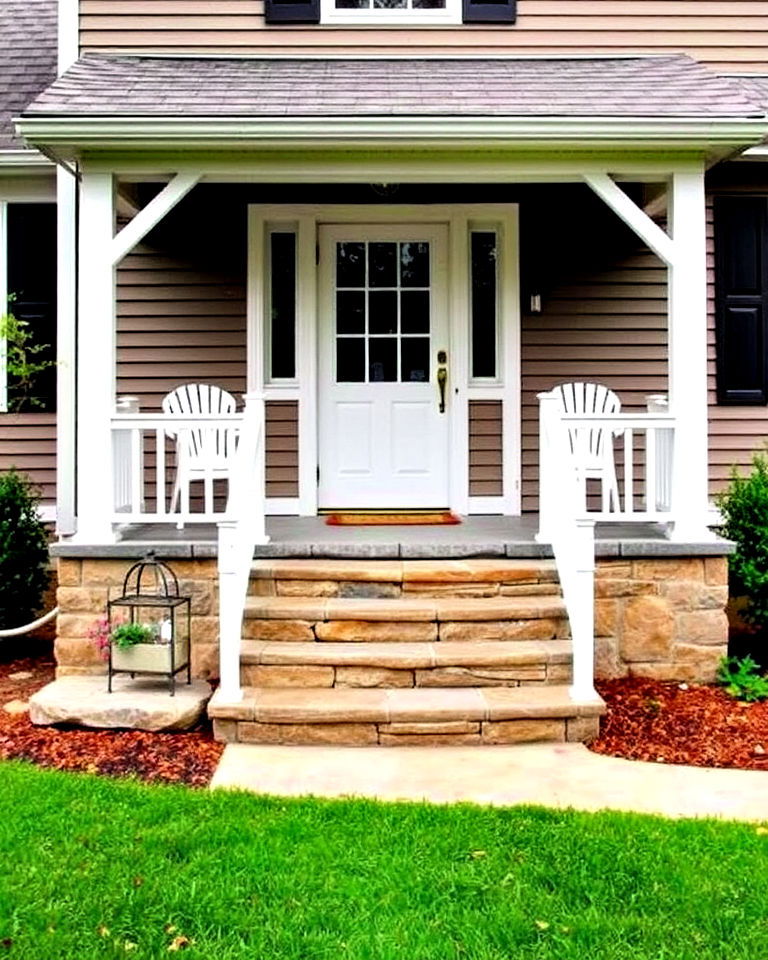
left=29, top=676, right=212, bottom=731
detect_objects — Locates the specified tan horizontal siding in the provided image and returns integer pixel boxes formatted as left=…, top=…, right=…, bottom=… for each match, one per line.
left=520, top=247, right=667, bottom=513
left=0, top=413, right=57, bottom=505
left=79, top=0, right=768, bottom=70
left=266, top=400, right=299, bottom=498
left=469, top=400, right=502, bottom=497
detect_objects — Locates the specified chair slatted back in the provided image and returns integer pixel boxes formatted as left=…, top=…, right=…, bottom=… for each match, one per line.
left=162, top=383, right=237, bottom=464
left=554, top=381, right=621, bottom=468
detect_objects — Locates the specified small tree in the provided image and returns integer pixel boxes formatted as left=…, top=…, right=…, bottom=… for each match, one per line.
left=0, top=470, right=49, bottom=630
left=717, top=453, right=768, bottom=628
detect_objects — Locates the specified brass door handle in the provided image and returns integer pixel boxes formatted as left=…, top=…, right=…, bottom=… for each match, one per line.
left=437, top=365, right=447, bottom=414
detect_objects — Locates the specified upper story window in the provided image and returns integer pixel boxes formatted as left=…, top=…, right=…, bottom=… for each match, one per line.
left=322, top=0, right=461, bottom=25
left=265, top=0, right=515, bottom=25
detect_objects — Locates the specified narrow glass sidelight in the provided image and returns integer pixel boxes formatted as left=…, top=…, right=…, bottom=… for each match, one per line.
left=269, top=231, right=297, bottom=381
left=470, top=230, right=498, bottom=381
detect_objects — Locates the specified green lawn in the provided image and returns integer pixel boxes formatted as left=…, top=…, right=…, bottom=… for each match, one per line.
left=1, top=762, right=768, bottom=959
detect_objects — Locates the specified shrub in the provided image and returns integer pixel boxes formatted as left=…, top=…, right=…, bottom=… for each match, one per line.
left=0, top=470, right=49, bottom=630
left=717, top=655, right=768, bottom=702
left=717, top=453, right=768, bottom=628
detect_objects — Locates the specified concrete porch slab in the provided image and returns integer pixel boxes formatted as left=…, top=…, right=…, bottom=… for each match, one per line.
left=211, top=742, right=768, bottom=821
left=50, top=516, right=735, bottom=560
left=29, top=676, right=212, bottom=732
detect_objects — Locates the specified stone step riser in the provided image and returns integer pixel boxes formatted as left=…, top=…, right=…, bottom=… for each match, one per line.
left=213, top=715, right=598, bottom=746
left=239, top=662, right=571, bottom=689
left=250, top=580, right=562, bottom=600
left=243, top=618, right=571, bottom=643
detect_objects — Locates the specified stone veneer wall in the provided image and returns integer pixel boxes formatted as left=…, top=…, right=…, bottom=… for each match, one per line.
left=594, top=557, right=729, bottom=682
left=55, top=559, right=220, bottom=680
left=54, top=555, right=730, bottom=683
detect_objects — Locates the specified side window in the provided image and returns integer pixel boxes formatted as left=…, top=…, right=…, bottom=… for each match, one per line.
left=714, top=196, right=768, bottom=405
left=0, top=203, right=57, bottom=414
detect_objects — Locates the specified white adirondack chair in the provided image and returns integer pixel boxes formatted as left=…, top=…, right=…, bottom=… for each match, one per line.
left=162, top=383, right=238, bottom=528
left=554, top=381, right=622, bottom=514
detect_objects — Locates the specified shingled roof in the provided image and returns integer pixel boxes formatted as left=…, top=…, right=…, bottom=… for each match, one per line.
left=0, top=0, right=57, bottom=149
left=24, top=53, right=765, bottom=119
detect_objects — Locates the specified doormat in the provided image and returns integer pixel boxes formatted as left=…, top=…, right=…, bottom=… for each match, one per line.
left=325, top=511, right=461, bottom=526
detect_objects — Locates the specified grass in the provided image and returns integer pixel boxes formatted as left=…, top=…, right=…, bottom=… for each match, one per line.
left=1, top=763, right=768, bottom=959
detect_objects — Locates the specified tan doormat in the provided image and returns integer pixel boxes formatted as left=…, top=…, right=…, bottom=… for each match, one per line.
left=325, top=511, right=461, bottom=526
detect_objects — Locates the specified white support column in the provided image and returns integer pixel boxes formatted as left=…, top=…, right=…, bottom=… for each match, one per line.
left=667, top=167, right=712, bottom=542
left=55, top=167, right=77, bottom=535
left=75, top=171, right=116, bottom=543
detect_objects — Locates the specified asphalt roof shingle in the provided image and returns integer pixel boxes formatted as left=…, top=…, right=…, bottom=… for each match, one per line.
left=0, top=0, right=57, bottom=149
left=24, top=53, right=766, bottom=120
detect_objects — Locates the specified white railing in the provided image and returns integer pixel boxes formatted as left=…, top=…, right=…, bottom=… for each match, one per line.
left=536, top=391, right=677, bottom=702
left=110, top=411, right=244, bottom=524
left=216, top=391, right=269, bottom=703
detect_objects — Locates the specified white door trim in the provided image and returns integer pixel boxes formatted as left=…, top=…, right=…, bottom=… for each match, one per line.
left=247, top=203, right=521, bottom=516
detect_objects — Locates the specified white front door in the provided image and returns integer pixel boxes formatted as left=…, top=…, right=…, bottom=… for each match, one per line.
left=318, top=224, right=450, bottom=509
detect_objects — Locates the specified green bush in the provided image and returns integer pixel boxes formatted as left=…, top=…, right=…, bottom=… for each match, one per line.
left=716, top=655, right=768, bottom=702
left=717, top=452, right=768, bottom=628
left=0, top=470, right=50, bottom=630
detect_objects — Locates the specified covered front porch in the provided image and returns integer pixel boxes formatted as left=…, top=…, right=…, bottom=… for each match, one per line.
left=19, top=53, right=762, bottom=716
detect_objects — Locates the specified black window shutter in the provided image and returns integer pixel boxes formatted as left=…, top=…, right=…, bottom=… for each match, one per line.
left=714, top=196, right=768, bottom=405
left=265, top=0, right=319, bottom=23
left=463, top=0, right=515, bottom=23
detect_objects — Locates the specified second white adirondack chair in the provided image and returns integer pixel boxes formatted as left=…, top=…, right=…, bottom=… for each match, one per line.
left=554, top=381, right=622, bottom=514
left=162, top=383, right=238, bottom=528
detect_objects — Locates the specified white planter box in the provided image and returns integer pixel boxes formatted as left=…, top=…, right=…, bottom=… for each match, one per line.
left=112, top=641, right=187, bottom=674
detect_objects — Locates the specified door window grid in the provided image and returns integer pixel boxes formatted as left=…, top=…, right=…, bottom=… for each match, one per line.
left=335, top=241, right=431, bottom=384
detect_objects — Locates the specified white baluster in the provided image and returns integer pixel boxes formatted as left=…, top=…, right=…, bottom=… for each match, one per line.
left=568, top=518, right=597, bottom=701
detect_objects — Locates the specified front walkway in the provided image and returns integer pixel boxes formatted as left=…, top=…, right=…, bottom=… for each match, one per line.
left=211, top=743, right=768, bottom=821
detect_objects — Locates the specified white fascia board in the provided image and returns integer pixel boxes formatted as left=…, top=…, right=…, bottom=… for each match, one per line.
left=0, top=149, right=53, bottom=171
left=15, top=115, right=768, bottom=157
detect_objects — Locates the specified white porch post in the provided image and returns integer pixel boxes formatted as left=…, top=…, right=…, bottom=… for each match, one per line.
left=667, top=167, right=712, bottom=541
left=75, top=170, right=116, bottom=542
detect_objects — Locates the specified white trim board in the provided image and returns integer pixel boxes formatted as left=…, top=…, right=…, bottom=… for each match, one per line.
left=247, top=203, right=521, bottom=517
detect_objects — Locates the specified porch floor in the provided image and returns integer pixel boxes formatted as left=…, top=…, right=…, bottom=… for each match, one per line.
left=52, top=515, right=732, bottom=559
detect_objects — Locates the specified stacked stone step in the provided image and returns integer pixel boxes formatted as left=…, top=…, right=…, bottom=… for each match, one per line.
left=208, top=559, right=605, bottom=746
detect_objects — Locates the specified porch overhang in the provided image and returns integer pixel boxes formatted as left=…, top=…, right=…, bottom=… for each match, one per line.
left=16, top=115, right=768, bottom=164
left=14, top=52, right=768, bottom=167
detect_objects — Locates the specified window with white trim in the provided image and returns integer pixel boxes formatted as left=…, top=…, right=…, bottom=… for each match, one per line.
left=321, top=0, right=461, bottom=25
left=0, top=202, right=57, bottom=414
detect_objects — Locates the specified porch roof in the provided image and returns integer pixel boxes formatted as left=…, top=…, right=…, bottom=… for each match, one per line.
left=22, top=53, right=766, bottom=120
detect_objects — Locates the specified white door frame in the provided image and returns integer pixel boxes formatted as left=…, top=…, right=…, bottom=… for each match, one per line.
left=247, top=203, right=520, bottom=516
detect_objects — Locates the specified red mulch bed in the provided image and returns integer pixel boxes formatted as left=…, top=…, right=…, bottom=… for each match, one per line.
left=0, top=640, right=223, bottom=787
left=592, top=676, right=768, bottom=769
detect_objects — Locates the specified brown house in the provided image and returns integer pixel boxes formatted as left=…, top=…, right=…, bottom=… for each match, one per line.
left=4, top=0, right=768, bottom=746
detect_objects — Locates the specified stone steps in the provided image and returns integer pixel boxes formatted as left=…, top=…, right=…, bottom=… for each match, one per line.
left=239, top=639, right=573, bottom=688
left=209, top=684, right=604, bottom=746
left=211, top=557, right=589, bottom=747
left=249, top=558, right=560, bottom=599
left=242, top=595, right=569, bottom=644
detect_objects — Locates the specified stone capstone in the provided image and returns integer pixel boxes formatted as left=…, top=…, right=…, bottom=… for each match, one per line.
left=29, top=676, right=212, bottom=732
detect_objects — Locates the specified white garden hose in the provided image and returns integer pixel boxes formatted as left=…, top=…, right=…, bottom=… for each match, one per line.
left=0, top=607, right=59, bottom=638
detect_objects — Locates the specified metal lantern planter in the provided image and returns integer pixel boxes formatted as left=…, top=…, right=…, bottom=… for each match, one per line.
left=107, top=552, right=191, bottom=696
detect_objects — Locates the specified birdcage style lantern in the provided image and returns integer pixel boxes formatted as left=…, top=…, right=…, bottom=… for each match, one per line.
left=107, top=552, right=191, bottom=696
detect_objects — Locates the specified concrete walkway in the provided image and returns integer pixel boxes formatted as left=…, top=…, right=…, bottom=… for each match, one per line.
left=211, top=742, right=768, bottom=821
